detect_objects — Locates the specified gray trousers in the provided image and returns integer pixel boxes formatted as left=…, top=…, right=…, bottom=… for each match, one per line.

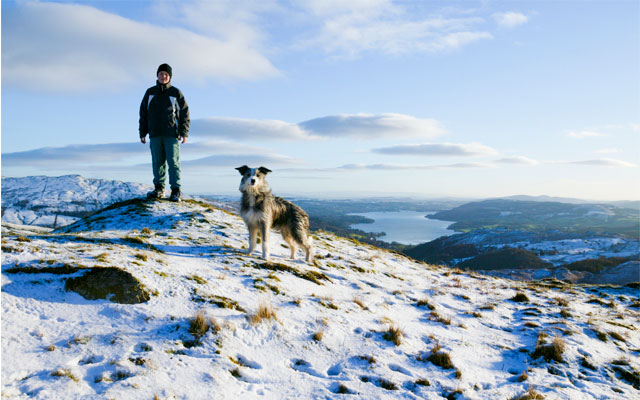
left=150, top=136, right=181, bottom=190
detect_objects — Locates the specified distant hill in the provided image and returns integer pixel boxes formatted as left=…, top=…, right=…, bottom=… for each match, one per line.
left=429, top=199, right=639, bottom=238
left=501, top=195, right=640, bottom=209
left=457, top=247, right=553, bottom=270
left=1, top=175, right=151, bottom=228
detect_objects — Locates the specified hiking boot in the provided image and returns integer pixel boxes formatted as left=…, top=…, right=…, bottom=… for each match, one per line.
left=169, top=188, right=181, bottom=202
left=146, top=185, right=164, bottom=199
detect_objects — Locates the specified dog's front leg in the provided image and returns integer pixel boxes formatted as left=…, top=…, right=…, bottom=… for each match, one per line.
left=260, top=222, right=270, bottom=261
left=247, top=224, right=258, bottom=256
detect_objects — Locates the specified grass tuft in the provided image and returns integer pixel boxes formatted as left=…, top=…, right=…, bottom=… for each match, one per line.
left=51, top=368, right=79, bottom=382
left=511, top=387, right=545, bottom=400
left=249, top=302, right=277, bottom=325
left=189, top=309, right=212, bottom=340
left=609, top=331, right=626, bottom=342
left=429, top=311, right=451, bottom=325
left=417, top=298, right=436, bottom=310
left=383, top=325, right=404, bottom=346
left=423, top=343, right=455, bottom=370
left=353, top=297, right=368, bottom=310
left=531, top=335, right=565, bottom=363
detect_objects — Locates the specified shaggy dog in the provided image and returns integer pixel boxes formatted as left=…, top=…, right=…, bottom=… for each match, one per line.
left=236, top=165, right=314, bottom=263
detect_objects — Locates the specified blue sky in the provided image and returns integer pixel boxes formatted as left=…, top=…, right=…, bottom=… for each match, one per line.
left=2, top=0, right=638, bottom=200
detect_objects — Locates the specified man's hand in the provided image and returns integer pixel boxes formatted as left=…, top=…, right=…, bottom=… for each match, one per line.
left=180, top=136, right=187, bottom=144
left=140, top=136, right=146, bottom=144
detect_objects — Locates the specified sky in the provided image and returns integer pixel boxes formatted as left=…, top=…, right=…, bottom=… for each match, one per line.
left=1, top=0, right=639, bottom=201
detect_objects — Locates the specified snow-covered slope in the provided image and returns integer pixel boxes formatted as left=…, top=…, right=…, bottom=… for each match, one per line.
left=1, top=175, right=151, bottom=227
left=2, top=198, right=639, bottom=399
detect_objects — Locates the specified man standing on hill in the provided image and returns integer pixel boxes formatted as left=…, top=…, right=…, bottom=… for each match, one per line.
left=139, top=63, right=190, bottom=202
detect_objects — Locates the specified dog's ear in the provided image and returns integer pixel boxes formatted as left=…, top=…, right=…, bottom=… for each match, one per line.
left=236, top=165, right=249, bottom=175
left=258, top=167, right=272, bottom=175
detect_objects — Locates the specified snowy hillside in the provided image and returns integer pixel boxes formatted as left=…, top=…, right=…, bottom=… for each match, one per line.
left=2, top=198, right=639, bottom=399
left=1, top=175, right=151, bottom=227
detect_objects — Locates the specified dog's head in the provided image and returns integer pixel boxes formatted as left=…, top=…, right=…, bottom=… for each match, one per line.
left=236, top=165, right=272, bottom=193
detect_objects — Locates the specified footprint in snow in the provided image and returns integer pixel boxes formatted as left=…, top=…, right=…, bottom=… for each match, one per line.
left=236, top=354, right=262, bottom=369
left=388, top=363, right=413, bottom=377
left=327, top=363, right=343, bottom=376
left=291, top=359, right=324, bottom=378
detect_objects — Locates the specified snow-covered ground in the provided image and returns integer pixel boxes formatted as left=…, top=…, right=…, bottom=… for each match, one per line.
left=2, top=198, right=639, bottom=399
left=447, top=229, right=638, bottom=268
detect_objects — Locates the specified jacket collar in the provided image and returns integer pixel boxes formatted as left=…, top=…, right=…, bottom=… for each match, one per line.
left=156, top=81, right=172, bottom=92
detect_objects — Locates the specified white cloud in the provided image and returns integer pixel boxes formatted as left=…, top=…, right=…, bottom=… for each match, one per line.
left=496, top=156, right=539, bottom=165
left=566, top=130, right=605, bottom=139
left=193, top=114, right=444, bottom=141
left=594, top=148, right=621, bottom=154
left=1, top=140, right=266, bottom=167
left=294, top=0, right=492, bottom=57
left=300, top=113, right=444, bottom=139
left=1, top=1, right=278, bottom=92
left=338, top=162, right=495, bottom=170
left=2, top=143, right=145, bottom=166
left=182, top=153, right=300, bottom=168
left=192, top=118, right=310, bottom=141
left=372, top=142, right=498, bottom=157
left=493, top=12, right=529, bottom=28
left=568, top=158, right=637, bottom=168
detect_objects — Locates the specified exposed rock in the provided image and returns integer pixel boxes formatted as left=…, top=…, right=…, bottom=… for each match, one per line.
left=65, top=267, right=151, bottom=304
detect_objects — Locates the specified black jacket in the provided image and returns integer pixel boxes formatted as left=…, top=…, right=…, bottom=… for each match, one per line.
left=139, top=82, right=190, bottom=138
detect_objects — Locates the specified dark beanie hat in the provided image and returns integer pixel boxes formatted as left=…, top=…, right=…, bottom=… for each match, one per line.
left=157, top=63, right=172, bottom=78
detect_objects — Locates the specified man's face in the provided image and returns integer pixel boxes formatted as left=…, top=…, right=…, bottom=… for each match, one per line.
left=157, top=71, right=170, bottom=84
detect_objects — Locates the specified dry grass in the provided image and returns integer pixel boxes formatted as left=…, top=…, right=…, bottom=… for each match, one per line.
left=312, top=331, right=324, bottom=342
left=188, top=275, right=207, bottom=285
left=559, top=308, right=572, bottom=318
left=51, top=368, right=79, bottom=382
left=511, top=387, right=545, bottom=400
left=593, top=329, right=608, bottom=342
left=429, top=311, right=451, bottom=325
left=609, top=331, right=626, bottom=342
left=553, top=297, right=569, bottom=307
left=249, top=302, right=277, bottom=325
left=353, top=297, right=368, bottom=310
left=188, top=309, right=220, bottom=340
left=417, top=298, right=436, bottom=310
left=189, top=309, right=210, bottom=339
left=531, top=335, right=565, bottom=363
left=383, top=325, right=404, bottom=346
left=422, top=343, right=455, bottom=370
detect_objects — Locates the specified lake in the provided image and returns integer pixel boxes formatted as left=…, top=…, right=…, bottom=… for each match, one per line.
left=349, top=211, right=456, bottom=245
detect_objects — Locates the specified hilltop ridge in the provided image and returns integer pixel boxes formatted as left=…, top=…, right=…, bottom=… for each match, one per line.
left=2, top=197, right=639, bottom=399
